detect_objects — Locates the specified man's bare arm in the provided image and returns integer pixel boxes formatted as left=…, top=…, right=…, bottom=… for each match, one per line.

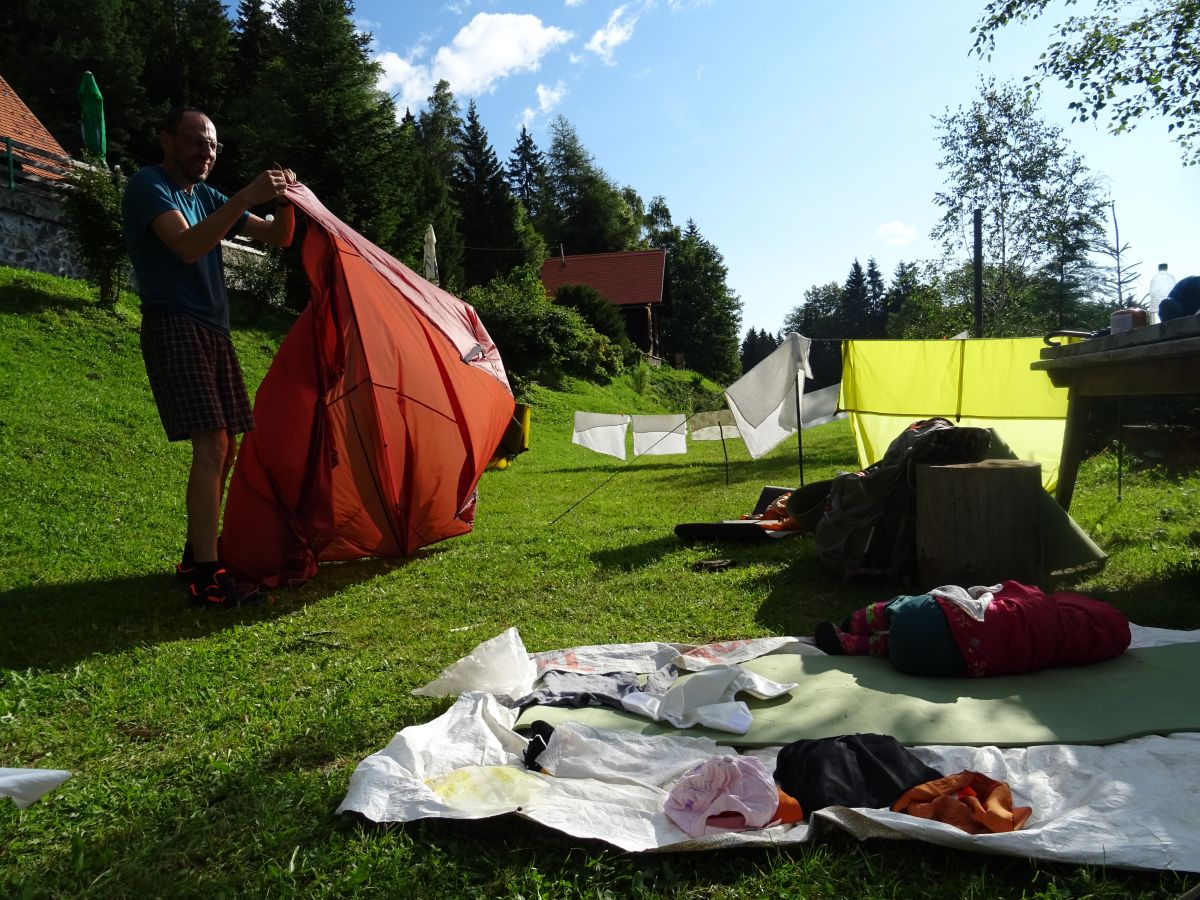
left=150, top=169, right=291, bottom=263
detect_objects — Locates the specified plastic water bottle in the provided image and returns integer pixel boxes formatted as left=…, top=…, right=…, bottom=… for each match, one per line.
left=1148, top=263, right=1176, bottom=324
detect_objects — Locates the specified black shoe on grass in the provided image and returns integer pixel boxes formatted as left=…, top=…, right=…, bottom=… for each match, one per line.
left=188, top=567, right=263, bottom=609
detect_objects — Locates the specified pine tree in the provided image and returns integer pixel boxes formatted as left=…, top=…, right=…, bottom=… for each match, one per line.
left=663, top=220, right=743, bottom=384
left=783, top=282, right=843, bottom=389
left=505, top=125, right=547, bottom=222
left=865, top=257, right=887, bottom=338
left=454, top=101, right=523, bottom=287
left=543, top=116, right=640, bottom=254
left=233, top=0, right=281, bottom=90
left=413, top=80, right=465, bottom=288
left=1096, top=201, right=1143, bottom=311
left=841, top=260, right=870, bottom=336
left=739, top=327, right=779, bottom=372
left=241, top=0, right=406, bottom=245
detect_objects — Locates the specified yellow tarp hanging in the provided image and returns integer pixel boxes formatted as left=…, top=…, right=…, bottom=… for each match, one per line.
left=839, top=338, right=1068, bottom=492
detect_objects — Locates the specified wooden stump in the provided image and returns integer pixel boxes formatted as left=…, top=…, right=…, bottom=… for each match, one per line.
left=916, top=459, right=1043, bottom=589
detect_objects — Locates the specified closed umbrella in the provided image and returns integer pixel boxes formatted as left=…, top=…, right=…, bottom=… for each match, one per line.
left=423, top=223, right=439, bottom=284
left=78, top=71, right=106, bottom=162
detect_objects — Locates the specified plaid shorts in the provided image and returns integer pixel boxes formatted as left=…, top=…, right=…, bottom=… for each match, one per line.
left=140, top=313, right=255, bottom=442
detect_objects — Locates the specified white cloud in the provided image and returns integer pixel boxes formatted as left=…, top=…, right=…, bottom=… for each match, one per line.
left=565, top=0, right=586, bottom=6
left=377, top=13, right=572, bottom=116
left=877, top=220, right=918, bottom=247
left=666, top=0, right=713, bottom=9
left=537, top=81, right=568, bottom=112
left=433, top=13, right=572, bottom=95
left=377, top=51, right=435, bottom=114
left=585, top=5, right=639, bottom=65
left=522, top=80, right=568, bottom=128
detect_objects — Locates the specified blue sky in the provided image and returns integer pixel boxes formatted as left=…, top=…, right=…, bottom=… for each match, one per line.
left=353, top=1, right=1197, bottom=335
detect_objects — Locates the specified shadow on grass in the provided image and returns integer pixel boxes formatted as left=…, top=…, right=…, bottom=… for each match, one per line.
left=0, top=270, right=98, bottom=314
left=549, top=451, right=844, bottom=483
left=589, top=535, right=682, bottom=571
left=754, top=553, right=894, bottom=638
left=0, top=557, right=403, bottom=672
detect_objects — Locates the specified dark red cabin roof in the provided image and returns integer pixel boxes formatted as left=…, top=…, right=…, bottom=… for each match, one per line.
left=540, top=249, right=666, bottom=306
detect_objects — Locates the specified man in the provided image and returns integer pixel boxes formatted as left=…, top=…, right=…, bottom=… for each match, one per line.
left=123, top=107, right=295, bottom=607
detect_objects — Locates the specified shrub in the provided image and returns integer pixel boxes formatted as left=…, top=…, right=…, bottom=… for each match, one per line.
left=226, top=245, right=289, bottom=321
left=630, top=361, right=650, bottom=395
left=466, top=267, right=621, bottom=390
left=60, top=160, right=127, bottom=309
left=647, top=366, right=725, bottom=413
left=554, top=282, right=638, bottom=366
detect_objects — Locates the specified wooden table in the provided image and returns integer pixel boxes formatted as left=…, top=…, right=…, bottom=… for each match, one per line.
left=1030, top=315, right=1200, bottom=510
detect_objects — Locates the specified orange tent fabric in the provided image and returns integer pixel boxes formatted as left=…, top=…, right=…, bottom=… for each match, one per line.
left=221, top=185, right=515, bottom=588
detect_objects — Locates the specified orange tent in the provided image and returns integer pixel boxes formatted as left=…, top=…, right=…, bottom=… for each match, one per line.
left=221, top=185, right=515, bottom=588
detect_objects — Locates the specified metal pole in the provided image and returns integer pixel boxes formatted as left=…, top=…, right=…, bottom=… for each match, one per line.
left=719, top=424, right=730, bottom=486
left=973, top=208, right=984, bottom=338
left=5, top=137, right=14, bottom=190
left=795, top=373, right=805, bottom=486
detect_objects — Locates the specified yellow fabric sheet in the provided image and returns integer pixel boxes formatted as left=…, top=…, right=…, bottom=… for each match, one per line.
left=839, top=338, right=1067, bottom=491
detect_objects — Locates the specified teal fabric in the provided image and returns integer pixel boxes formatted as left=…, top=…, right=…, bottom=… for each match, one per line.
left=886, top=593, right=965, bottom=676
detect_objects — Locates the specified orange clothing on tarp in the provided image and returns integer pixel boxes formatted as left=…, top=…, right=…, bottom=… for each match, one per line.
left=774, top=787, right=804, bottom=825
left=742, top=491, right=806, bottom=532
left=892, top=770, right=1032, bottom=834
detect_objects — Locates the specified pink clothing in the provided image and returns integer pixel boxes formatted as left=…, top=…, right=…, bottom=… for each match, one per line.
left=936, top=581, right=1130, bottom=677
left=664, top=755, right=779, bottom=837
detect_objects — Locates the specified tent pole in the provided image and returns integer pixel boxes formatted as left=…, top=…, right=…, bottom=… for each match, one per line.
left=795, top=374, right=805, bottom=486
left=719, top=424, right=730, bottom=486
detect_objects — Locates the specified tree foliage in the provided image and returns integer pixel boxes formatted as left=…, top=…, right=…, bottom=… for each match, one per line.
left=505, top=125, right=548, bottom=223
left=662, top=221, right=742, bottom=384
left=972, top=0, right=1200, bottom=164
left=455, top=100, right=522, bottom=288
left=465, top=267, right=621, bottom=392
left=61, top=161, right=128, bottom=309
left=241, top=0, right=407, bottom=247
left=554, top=283, right=631, bottom=351
left=542, top=116, right=640, bottom=255
left=739, top=327, right=780, bottom=372
left=932, top=79, right=1106, bottom=318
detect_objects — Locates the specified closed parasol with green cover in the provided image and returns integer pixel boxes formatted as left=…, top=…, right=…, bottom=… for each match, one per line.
left=78, top=71, right=106, bottom=161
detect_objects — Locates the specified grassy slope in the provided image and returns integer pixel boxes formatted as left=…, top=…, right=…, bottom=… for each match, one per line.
left=0, top=267, right=1197, bottom=898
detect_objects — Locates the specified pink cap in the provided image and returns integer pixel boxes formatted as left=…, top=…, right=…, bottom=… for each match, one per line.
left=664, top=755, right=778, bottom=837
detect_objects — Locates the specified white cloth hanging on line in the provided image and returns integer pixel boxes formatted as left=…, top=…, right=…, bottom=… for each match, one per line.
left=690, top=409, right=740, bottom=441
left=571, top=412, right=631, bottom=460
left=632, top=414, right=688, bottom=456
left=724, top=333, right=813, bottom=459
left=799, top=381, right=846, bottom=429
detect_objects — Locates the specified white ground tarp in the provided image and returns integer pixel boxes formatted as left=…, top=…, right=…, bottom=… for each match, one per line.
left=338, top=626, right=1200, bottom=872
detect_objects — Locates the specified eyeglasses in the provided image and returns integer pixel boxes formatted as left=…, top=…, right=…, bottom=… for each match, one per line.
left=168, top=132, right=223, bottom=154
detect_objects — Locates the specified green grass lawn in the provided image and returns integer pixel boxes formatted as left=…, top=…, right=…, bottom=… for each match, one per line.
left=1, top=266, right=1198, bottom=898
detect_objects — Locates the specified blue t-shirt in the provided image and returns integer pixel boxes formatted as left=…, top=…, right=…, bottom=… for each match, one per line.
left=122, top=166, right=247, bottom=334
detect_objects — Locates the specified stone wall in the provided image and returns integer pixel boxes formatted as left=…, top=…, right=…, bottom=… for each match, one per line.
left=0, top=183, right=265, bottom=290
left=0, top=183, right=84, bottom=278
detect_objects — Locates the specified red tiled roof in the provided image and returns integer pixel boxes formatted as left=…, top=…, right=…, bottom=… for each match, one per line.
left=540, top=249, right=666, bottom=306
left=0, top=73, right=70, bottom=180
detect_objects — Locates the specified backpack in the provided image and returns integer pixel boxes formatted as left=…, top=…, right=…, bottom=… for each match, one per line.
left=790, top=417, right=992, bottom=580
